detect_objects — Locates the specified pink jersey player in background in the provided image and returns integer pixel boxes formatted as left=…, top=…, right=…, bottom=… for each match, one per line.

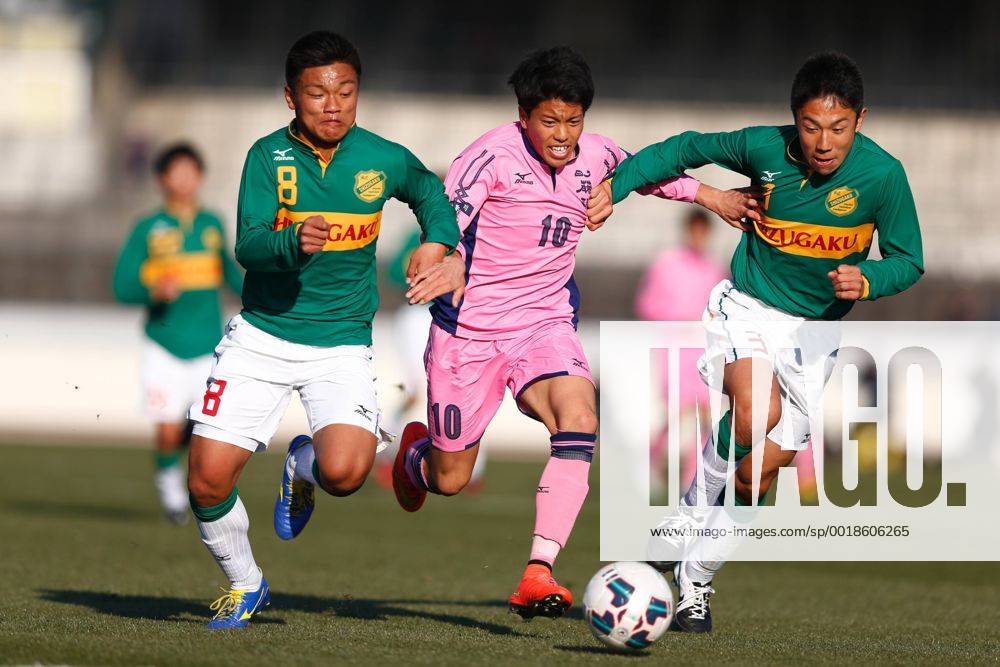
left=394, top=46, right=760, bottom=620
left=636, top=210, right=726, bottom=496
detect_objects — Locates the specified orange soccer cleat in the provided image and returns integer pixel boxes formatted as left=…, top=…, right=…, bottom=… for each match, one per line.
left=392, top=421, right=430, bottom=512
left=508, top=564, right=573, bottom=619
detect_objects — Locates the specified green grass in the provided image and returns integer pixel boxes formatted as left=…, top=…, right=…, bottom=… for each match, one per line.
left=0, top=443, right=997, bottom=665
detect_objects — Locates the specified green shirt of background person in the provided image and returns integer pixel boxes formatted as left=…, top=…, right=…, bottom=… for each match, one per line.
left=113, top=144, right=243, bottom=359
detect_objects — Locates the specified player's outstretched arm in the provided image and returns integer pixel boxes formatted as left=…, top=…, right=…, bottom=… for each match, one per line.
left=586, top=180, right=761, bottom=232
left=609, top=129, right=755, bottom=204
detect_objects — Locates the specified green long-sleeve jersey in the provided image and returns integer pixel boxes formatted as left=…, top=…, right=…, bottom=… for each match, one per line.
left=113, top=208, right=244, bottom=359
left=612, top=125, right=924, bottom=320
left=235, top=122, right=458, bottom=346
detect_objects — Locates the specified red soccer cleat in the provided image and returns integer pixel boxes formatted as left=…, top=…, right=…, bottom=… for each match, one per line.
left=508, top=564, right=573, bottom=619
left=392, top=421, right=429, bottom=512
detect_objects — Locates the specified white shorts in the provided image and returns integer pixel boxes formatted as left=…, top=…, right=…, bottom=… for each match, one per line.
left=190, top=314, right=385, bottom=453
left=140, top=338, right=213, bottom=423
left=698, top=280, right=841, bottom=451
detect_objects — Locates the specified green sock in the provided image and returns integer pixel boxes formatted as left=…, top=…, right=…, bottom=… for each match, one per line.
left=714, top=411, right=752, bottom=462
left=154, top=450, right=181, bottom=470
left=190, top=486, right=239, bottom=522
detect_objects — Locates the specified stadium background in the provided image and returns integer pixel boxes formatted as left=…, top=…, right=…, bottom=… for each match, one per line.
left=3, top=0, right=998, bottom=447
left=3, top=2, right=1000, bottom=664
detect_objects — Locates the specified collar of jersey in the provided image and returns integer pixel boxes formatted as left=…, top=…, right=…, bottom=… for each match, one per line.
left=286, top=120, right=357, bottom=168
left=517, top=124, right=580, bottom=173
left=158, top=205, right=200, bottom=232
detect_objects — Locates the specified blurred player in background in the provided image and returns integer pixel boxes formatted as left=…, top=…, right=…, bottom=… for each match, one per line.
left=375, top=227, right=487, bottom=491
left=182, top=32, right=459, bottom=629
left=112, top=143, right=243, bottom=525
left=590, top=51, right=924, bottom=633
left=396, top=46, right=758, bottom=620
left=636, top=210, right=725, bottom=494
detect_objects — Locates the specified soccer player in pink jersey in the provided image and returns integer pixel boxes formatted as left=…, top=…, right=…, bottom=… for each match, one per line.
left=394, top=47, right=760, bottom=619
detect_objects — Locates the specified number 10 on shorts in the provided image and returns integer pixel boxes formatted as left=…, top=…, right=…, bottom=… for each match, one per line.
left=430, top=402, right=462, bottom=440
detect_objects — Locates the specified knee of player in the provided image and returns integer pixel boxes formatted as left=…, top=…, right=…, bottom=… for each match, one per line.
left=554, top=409, right=598, bottom=436
left=735, top=462, right=781, bottom=496
left=315, top=459, right=369, bottom=497
left=433, top=468, right=471, bottom=496
left=732, top=402, right=781, bottom=447
left=187, top=473, right=232, bottom=508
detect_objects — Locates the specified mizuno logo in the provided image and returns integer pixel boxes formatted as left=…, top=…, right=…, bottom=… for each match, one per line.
left=514, top=171, right=534, bottom=185
left=571, top=357, right=588, bottom=369
left=355, top=404, right=374, bottom=421
left=273, top=148, right=295, bottom=161
left=761, top=170, right=782, bottom=182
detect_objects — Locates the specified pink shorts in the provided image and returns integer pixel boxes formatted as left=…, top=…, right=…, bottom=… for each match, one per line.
left=424, top=321, right=595, bottom=451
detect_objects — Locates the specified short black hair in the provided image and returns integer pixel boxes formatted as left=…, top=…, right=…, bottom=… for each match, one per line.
left=153, top=142, right=204, bottom=175
left=791, top=51, right=864, bottom=115
left=285, top=31, right=362, bottom=88
left=686, top=209, right=711, bottom=227
left=508, top=46, right=594, bottom=114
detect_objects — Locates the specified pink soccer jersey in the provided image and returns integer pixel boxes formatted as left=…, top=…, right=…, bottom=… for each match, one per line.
left=431, top=122, right=701, bottom=339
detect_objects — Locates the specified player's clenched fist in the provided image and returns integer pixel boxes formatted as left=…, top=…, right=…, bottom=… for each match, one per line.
left=299, top=215, right=331, bottom=254
left=828, top=264, right=865, bottom=301
left=586, top=180, right=613, bottom=230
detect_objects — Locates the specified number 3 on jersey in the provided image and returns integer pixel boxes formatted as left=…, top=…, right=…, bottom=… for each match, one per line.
left=277, top=166, right=297, bottom=205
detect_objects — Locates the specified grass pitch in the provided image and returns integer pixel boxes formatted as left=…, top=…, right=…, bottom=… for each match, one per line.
left=1, top=443, right=997, bottom=665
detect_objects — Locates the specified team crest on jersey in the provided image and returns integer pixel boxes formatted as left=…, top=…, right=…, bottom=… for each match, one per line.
left=354, top=170, right=387, bottom=202
left=826, top=187, right=859, bottom=216
left=201, top=227, right=222, bottom=250
left=147, top=225, right=182, bottom=257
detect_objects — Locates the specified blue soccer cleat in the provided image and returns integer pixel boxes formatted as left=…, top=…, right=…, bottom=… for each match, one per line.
left=274, top=434, right=316, bottom=540
left=206, top=575, right=270, bottom=629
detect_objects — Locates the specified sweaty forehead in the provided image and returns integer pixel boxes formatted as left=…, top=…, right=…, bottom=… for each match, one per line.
left=299, top=63, right=358, bottom=88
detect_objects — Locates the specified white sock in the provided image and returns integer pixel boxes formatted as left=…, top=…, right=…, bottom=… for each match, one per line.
left=529, top=535, right=561, bottom=566
left=196, top=496, right=263, bottom=591
left=682, top=436, right=731, bottom=508
left=686, top=505, right=758, bottom=583
left=155, top=465, right=188, bottom=513
left=293, top=441, right=317, bottom=485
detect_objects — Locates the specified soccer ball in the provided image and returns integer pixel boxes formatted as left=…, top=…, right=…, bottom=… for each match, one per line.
left=583, top=562, right=674, bottom=651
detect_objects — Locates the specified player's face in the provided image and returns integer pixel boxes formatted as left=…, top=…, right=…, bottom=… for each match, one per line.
left=285, top=62, right=359, bottom=147
left=158, top=156, right=202, bottom=201
left=794, top=96, right=867, bottom=176
left=519, top=99, right=585, bottom=169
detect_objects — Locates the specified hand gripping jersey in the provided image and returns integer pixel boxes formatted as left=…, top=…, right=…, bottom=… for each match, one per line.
left=431, top=122, right=701, bottom=339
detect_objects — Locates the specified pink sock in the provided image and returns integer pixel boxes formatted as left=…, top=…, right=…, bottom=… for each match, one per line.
left=531, top=432, right=595, bottom=564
